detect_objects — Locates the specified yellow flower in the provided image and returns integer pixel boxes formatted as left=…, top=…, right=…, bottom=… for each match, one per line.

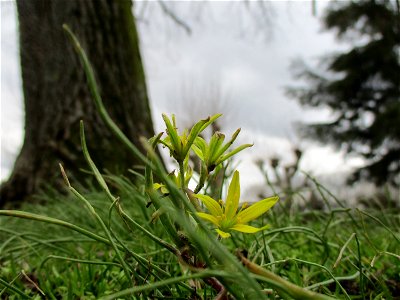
left=192, top=129, right=253, bottom=173
left=153, top=160, right=193, bottom=194
left=194, top=171, right=279, bottom=238
left=160, top=113, right=221, bottom=161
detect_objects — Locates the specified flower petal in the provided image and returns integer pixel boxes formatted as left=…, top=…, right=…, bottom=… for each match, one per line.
left=153, top=183, right=169, bottom=194
left=196, top=212, right=219, bottom=226
left=153, top=183, right=163, bottom=190
left=237, top=196, right=279, bottom=224
left=215, top=128, right=241, bottom=158
left=217, top=144, right=253, bottom=165
left=194, top=194, right=223, bottom=216
left=192, top=144, right=205, bottom=161
left=184, top=114, right=220, bottom=155
left=215, top=229, right=231, bottom=238
left=209, top=132, right=225, bottom=163
left=231, top=223, right=270, bottom=233
left=159, top=139, right=174, bottom=153
left=225, top=171, right=240, bottom=219
left=199, top=113, right=222, bottom=132
left=194, top=136, right=207, bottom=153
left=162, top=114, right=181, bottom=152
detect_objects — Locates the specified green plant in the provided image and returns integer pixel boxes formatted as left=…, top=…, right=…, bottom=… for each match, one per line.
left=1, top=25, right=398, bottom=300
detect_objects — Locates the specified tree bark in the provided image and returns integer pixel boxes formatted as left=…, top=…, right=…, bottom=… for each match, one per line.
left=1, top=0, right=155, bottom=207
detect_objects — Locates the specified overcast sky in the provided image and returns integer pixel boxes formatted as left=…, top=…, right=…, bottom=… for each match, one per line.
left=1, top=1, right=365, bottom=197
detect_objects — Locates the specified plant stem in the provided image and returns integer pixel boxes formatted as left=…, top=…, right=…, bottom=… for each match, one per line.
left=237, top=250, right=335, bottom=300
left=179, top=160, right=186, bottom=190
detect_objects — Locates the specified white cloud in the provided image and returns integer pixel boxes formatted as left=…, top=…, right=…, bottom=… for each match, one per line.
left=1, top=1, right=365, bottom=190
left=1, top=1, right=24, bottom=182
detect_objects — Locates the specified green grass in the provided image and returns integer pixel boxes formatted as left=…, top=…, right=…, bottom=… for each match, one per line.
left=2, top=25, right=398, bottom=299
left=1, top=174, right=399, bottom=299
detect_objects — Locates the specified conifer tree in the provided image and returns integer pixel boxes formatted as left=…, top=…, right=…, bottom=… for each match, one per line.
left=288, top=0, right=400, bottom=185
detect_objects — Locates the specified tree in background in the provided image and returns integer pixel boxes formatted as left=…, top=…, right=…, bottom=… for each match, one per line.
left=288, top=0, right=400, bottom=185
left=0, top=0, right=155, bottom=207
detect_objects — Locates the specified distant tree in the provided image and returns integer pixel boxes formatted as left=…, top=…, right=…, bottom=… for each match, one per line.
left=288, top=0, right=400, bottom=185
left=0, top=0, right=155, bottom=207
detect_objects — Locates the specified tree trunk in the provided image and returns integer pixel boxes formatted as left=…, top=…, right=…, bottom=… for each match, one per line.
left=1, top=0, right=155, bottom=207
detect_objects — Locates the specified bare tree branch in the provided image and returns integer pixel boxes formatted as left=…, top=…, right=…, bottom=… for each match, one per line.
left=157, top=0, right=192, bottom=35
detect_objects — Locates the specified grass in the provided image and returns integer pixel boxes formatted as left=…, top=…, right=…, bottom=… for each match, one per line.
left=0, top=174, right=399, bottom=299
left=1, top=25, right=398, bottom=299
